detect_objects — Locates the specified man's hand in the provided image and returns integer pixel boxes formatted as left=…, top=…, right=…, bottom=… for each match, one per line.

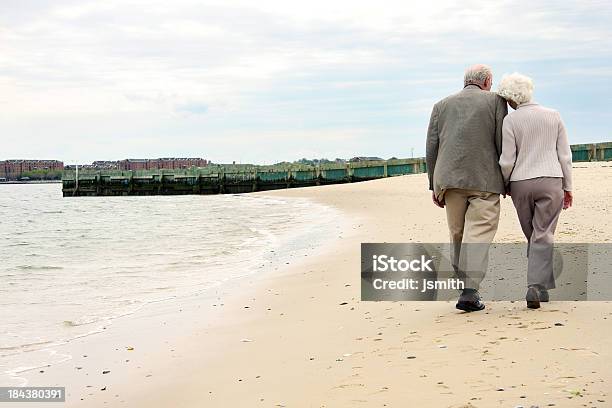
left=432, top=192, right=445, bottom=208
left=563, top=190, right=573, bottom=209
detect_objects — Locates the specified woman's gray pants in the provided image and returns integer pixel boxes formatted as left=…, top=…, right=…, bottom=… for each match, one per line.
left=510, top=177, right=564, bottom=290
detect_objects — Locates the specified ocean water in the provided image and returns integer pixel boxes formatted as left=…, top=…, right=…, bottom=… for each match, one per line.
left=0, top=183, right=343, bottom=386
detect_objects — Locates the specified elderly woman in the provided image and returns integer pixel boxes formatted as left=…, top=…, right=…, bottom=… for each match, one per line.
left=497, top=73, right=573, bottom=309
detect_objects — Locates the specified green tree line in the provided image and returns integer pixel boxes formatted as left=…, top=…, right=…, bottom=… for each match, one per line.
left=20, top=169, right=63, bottom=180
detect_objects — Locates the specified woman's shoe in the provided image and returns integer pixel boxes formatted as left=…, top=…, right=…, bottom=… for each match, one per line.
left=526, top=286, right=541, bottom=309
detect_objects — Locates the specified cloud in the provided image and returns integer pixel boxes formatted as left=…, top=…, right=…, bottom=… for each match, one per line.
left=0, top=0, right=611, bottom=162
left=174, top=101, right=209, bottom=115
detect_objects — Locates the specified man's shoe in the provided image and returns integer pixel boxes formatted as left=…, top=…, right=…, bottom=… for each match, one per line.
left=526, top=286, right=540, bottom=309
left=539, top=288, right=549, bottom=302
left=456, top=289, right=485, bottom=312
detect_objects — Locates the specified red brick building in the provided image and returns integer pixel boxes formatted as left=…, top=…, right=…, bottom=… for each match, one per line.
left=0, top=160, right=64, bottom=180
left=118, top=158, right=208, bottom=170
left=119, top=159, right=149, bottom=171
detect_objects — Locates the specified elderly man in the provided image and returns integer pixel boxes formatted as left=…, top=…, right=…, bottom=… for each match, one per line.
left=426, top=64, right=508, bottom=312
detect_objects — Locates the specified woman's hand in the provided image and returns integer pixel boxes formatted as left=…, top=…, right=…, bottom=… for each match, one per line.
left=563, top=190, right=573, bottom=209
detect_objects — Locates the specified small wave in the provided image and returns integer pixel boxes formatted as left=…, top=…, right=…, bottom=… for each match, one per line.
left=62, top=319, right=97, bottom=327
left=0, top=340, right=53, bottom=352
left=4, top=349, right=73, bottom=387
left=16, top=265, right=64, bottom=271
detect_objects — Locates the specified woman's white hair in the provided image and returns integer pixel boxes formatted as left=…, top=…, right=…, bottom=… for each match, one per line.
left=497, top=73, right=534, bottom=105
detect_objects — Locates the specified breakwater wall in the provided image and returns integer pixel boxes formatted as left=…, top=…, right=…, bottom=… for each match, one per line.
left=61, top=142, right=612, bottom=197
left=570, top=142, right=612, bottom=162
left=62, top=158, right=427, bottom=196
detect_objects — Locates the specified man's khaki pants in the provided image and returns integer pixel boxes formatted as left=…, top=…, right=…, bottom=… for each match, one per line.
left=443, top=189, right=500, bottom=290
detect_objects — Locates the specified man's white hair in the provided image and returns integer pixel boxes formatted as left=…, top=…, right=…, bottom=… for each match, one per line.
left=497, top=73, right=534, bottom=105
left=464, top=64, right=492, bottom=87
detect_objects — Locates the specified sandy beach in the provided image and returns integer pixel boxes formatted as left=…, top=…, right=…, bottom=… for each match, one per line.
left=31, top=163, right=612, bottom=407
left=4, top=2, right=611, bottom=407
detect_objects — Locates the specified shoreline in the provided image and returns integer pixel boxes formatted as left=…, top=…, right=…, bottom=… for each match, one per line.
left=13, top=193, right=352, bottom=404
left=18, top=164, right=612, bottom=407
left=1, top=193, right=346, bottom=389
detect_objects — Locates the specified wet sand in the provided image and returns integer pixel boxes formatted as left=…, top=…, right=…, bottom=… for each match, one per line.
left=32, top=162, right=612, bottom=407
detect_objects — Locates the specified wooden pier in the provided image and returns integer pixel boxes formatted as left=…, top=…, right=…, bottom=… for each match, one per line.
left=62, top=158, right=427, bottom=197
left=61, top=142, right=612, bottom=197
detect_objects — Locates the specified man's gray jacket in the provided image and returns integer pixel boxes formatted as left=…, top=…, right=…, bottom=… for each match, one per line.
left=426, top=85, right=508, bottom=196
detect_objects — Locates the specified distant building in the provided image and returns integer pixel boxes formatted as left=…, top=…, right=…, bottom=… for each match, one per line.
left=118, top=158, right=208, bottom=170
left=64, top=158, right=209, bottom=172
left=0, top=160, right=64, bottom=180
left=349, top=156, right=384, bottom=162
left=119, top=159, right=149, bottom=171
left=92, top=161, right=120, bottom=169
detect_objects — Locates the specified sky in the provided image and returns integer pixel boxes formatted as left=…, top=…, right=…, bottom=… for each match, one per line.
left=1, top=0, right=611, bottom=165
